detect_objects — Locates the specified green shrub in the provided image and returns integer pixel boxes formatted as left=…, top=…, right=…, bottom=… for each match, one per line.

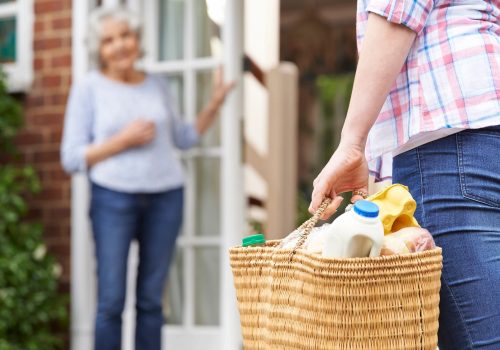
left=0, top=71, right=67, bottom=350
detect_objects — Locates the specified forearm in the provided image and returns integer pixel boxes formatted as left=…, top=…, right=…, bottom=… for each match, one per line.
left=196, top=100, right=220, bottom=135
left=84, top=135, right=128, bottom=168
left=341, top=13, right=416, bottom=148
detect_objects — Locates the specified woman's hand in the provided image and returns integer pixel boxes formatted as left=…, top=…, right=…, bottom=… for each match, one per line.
left=196, top=68, right=236, bottom=135
left=309, top=140, right=369, bottom=219
left=117, top=119, right=156, bottom=148
left=211, top=67, right=236, bottom=107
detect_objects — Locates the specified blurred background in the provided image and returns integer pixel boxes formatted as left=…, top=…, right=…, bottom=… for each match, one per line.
left=0, top=0, right=358, bottom=349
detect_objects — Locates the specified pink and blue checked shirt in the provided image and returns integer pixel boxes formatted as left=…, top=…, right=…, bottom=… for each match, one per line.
left=357, top=0, right=500, bottom=180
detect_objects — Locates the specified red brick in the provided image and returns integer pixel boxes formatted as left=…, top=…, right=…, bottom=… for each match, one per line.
left=25, top=94, right=45, bottom=108
left=33, top=149, right=60, bottom=163
left=42, top=168, right=71, bottom=182
left=26, top=207, right=44, bottom=220
left=34, top=37, right=62, bottom=51
left=39, top=187, right=65, bottom=200
left=32, top=113, right=64, bottom=126
left=44, top=92, right=68, bottom=105
left=45, top=241, right=71, bottom=259
left=45, top=127, right=64, bottom=143
left=34, top=57, right=45, bottom=70
left=46, top=206, right=71, bottom=220
left=41, top=75, right=62, bottom=87
left=52, top=17, right=71, bottom=30
left=15, top=131, right=44, bottom=146
left=34, top=20, right=45, bottom=33
left=40, top=168, right=70, bottom=183
left=51, top=54, right=71, bottom=68
left=35, top=0, right=64, bottom=14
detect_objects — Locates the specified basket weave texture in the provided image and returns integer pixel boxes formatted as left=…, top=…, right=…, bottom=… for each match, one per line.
left=230, top=200, right=443, bottom=350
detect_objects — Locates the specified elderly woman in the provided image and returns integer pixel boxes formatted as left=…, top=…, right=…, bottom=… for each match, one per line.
left=61, top=6, right=233, bottom=350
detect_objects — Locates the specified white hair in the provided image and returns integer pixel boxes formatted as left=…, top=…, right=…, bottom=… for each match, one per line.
left=87, top=6, right=143, bottom=68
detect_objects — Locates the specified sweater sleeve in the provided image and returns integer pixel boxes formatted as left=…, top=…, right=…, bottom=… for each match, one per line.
left=60, top=79, right=94, bottom=174
left=159, top=76, right=200, bottom=150
left=366, top=0, right=435, bottom=34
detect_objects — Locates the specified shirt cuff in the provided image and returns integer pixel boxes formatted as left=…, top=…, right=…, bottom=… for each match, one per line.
left=187, top=122, right=201, bottom=147
left=366, top=0, right=434, bottom=34
left=77, top=145, right=89, bottom=173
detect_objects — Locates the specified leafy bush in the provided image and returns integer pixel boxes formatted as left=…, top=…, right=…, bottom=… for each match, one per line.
left=0, top=71, right=67, bottom=350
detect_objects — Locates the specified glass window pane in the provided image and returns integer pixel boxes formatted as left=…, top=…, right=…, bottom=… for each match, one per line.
left=0, top=17, right=16, bottom=63
left=194, top=247, right=220, bottom=325
left=195, top=157, right=220, bottom=236
left=159, top=0, right=185, bottom=60
left=195, top=0, right=220, bottom=57
left=163, top=247, right=184, bottom=325
left=197, top=70, right=220, bottom=147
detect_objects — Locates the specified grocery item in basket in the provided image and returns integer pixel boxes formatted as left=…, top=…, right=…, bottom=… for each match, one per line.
left=278, top=223, right=331, bottom=252
left=322, top=200, right=384, bottom=258
left=380, top=227, right=435, bottom=256
left=242, top=233, right=266, bottom=247
left=367, top=184, right=420, bottom=234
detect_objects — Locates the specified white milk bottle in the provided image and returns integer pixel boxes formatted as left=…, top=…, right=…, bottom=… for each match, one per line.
left=322, top=200, right=384, bottom=258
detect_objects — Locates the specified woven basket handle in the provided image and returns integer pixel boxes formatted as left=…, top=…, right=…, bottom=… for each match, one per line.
left=293, top=198, right=332, bottom=251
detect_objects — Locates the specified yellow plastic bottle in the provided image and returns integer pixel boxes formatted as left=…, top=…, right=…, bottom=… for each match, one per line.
left=366, top=184, right=420, bottom=235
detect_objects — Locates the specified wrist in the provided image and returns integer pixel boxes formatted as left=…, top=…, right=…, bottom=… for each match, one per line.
left=210, top=96, right=223, bottom=109
left=112, top=133, right=130, bottom=151
left=339, top=131, right=367, bottom=151
left=205, top=100, right=220, bottom=117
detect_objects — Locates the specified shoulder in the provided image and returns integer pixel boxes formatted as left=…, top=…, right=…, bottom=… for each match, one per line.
left=70, top=70, right=101, bottom=98
left=146, top=73, right=170, bottom=92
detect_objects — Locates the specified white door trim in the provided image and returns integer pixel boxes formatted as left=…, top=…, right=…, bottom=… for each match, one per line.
left=70, top=1, right=95, bottom=349
left=220, top=0, right=245, bottom=348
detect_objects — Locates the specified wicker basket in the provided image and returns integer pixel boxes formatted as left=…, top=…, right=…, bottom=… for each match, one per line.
left=230, top=200, right=442, bottom=350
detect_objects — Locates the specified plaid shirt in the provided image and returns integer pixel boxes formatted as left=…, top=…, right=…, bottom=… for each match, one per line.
left=357, top=0, right=500, bottom=180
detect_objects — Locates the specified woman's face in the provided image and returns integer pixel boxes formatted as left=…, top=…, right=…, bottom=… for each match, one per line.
left=99, top=18, right=140, bottom=72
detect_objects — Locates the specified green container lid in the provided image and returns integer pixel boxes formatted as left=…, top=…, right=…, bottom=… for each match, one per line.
left=242, top=234, right=266, bottom=247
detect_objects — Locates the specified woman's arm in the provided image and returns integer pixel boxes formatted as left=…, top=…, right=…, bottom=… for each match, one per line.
left=341, top=13, right=416, bottom=146
left=195, top=68, right=235, bottom=135
left=309, top=13, right=417, bottom=218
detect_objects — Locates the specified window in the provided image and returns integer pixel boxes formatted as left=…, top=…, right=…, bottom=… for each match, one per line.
left=0, top=0, right=33, bottom=92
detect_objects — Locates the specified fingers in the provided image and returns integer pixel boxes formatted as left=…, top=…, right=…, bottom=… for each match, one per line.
left=132, top=120, right=156, bottom=145
left=214, top=66, right=223, bottom=88
left=309, top=179, right=328, bottom=214
left=320, top=196, right=344, bottom=220
left=225, top=81, right=237, bottom=94
left=142, top=126, right=156, bottom=142
left=350, top=186, right=369, bottom=203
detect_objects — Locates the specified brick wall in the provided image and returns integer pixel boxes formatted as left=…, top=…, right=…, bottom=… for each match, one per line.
left=16, top=0, right=73, bottom=291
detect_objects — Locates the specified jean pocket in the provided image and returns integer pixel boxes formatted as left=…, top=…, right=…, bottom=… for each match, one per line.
left=457, top=129, right=500, bottom=208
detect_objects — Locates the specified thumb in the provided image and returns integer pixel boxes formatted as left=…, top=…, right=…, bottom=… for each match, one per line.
left=351, top=185, right=369, bottom=203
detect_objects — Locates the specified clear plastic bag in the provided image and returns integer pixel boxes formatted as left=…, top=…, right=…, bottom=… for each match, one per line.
left=278, top=223, right=332, bottom=253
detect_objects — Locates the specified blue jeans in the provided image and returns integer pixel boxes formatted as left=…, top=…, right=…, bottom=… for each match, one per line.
left=90, top=183, right=183, bottom=350
left=393, top=125, right=500, bottom=349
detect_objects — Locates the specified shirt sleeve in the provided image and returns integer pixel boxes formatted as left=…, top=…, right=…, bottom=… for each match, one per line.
left=60, top=79, right=94, bottom=174
left=160, top=77, right=200, bottom=150
left=366, top=0, right=434, bottom=34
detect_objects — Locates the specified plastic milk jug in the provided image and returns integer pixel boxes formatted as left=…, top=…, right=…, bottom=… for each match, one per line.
left=322, top=200, right=384, bottom=258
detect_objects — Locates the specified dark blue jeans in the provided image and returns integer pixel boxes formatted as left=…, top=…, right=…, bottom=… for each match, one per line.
left=393, top=125, right=500, bottom=349
left=90, top=183, right=183, bottom=350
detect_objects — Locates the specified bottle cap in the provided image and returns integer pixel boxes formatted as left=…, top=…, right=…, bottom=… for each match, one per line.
left=242, top=234, right=266, bottom=247
left=353, top=200, right=379, bottom=218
